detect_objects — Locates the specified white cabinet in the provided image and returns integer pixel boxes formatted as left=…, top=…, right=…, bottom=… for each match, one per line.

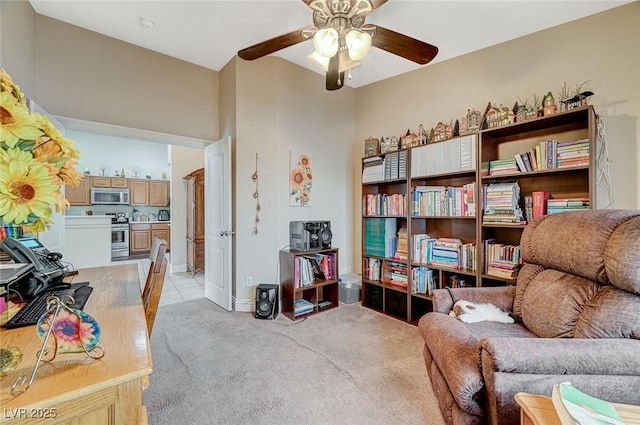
left=64, top=216, right=111, bottom=269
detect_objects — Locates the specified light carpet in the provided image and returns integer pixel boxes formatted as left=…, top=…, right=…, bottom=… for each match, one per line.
left=145, top=298, right=445, bottom=425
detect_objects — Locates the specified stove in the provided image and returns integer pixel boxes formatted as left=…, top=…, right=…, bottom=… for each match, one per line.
left=106, top=213, right=130, bottom=258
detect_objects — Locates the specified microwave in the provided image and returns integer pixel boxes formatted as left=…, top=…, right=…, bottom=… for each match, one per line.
left=91, top=187, right=130, bottom=205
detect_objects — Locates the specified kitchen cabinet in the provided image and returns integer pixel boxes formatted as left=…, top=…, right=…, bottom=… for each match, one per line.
left=130, top=223, right=171, bottom=254
left=152, top=223, right=171, bottom=252
left=92, top=177, right=127, bottom=188
left=184, top=168, right=204, bottom=274
left=130, top=179, right=169, bottom=206
left=149, top=180, right=170, bottom=206
left=129, top=179, right=149, bottom=205
left=65, top=176, right=91, bottom=206
left=130, top=223, right=151, bottom=254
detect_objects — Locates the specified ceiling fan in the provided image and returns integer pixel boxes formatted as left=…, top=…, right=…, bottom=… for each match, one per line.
left=237, top=0, right=438, bottom=91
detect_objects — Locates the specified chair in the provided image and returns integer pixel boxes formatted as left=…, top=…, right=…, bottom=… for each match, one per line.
left=142, top=237, right=168, bottom=335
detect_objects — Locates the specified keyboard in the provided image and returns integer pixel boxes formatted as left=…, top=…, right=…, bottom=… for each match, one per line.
left=3, top=283, right=93, bottom=329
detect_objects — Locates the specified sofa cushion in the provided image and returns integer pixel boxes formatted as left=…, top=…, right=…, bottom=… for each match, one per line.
left=575, top=286, right=640, bottom=339
left=520, top=269, right=599, bottom=338
left=513, top=263, right=545, bottom=318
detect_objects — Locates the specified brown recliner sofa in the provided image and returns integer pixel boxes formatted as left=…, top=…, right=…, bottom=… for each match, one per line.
left=418, top=209, right=640, bottom=425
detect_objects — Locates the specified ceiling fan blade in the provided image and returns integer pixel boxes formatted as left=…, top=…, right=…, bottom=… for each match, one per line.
left=326, top=55, right=345, bottom=91
left=371, top=25, right=438, bottom=65
left=238, top=29, right=310, bottom=60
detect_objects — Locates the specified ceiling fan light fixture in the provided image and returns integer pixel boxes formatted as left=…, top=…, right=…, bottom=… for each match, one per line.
left=313, top=28, right=339, bottom=58
left=345, top=30, right=371, bottom=61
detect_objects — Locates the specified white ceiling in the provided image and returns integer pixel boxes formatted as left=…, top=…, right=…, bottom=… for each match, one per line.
left=29, top=0, right=632, bottom=89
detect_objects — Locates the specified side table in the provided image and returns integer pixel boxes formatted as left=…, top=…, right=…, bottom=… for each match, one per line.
left=514, top=392, right=640, bottom=425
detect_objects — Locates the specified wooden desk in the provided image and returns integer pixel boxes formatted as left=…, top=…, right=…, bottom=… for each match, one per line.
left=0, top=265, right=152, bottom=424
left=515, top=393, right=640, bottom=425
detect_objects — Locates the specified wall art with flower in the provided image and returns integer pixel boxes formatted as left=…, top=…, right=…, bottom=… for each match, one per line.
left=289, top=152, right=312, bottom=207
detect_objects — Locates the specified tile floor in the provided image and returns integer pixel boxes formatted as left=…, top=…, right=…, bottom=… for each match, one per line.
left=111, top=257, right=205, bottom=307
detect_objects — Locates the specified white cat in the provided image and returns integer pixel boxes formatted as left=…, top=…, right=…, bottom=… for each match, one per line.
left=449, top=299, right=515, bottom=324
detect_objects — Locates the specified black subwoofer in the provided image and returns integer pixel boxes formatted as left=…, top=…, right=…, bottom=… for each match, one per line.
left=255, top=284, right=279, bottom=320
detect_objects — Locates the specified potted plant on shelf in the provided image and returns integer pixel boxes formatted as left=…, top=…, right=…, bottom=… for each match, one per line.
left=0, top=68, right=83, bottom=234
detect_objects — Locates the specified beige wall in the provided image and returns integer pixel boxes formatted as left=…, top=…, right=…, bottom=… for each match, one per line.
left=1, top=0, right=36, bottom=96
left=32, top=14, right=219, bottom=141
left=231, top=57, right=356, bottom=309
left=354, top=2, right=640, bottom=273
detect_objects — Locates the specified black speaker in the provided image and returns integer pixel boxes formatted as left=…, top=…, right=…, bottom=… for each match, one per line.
left=255, top=284, right=279, bottom=320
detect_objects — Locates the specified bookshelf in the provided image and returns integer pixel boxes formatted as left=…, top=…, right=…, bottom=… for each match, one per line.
left=360, top=105, right=596, bottom=324
left=279, top=248, right=339, bottom=320
left=479, top=105, right=596, bottom=286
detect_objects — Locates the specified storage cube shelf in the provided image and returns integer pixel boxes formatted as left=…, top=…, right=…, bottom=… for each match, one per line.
left=279, top=248, right=339, bottom=320
left=361, top=105, right=596, bottom=324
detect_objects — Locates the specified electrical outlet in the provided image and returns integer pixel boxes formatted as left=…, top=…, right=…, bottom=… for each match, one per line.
left=245, top=276, right=253, bottom=287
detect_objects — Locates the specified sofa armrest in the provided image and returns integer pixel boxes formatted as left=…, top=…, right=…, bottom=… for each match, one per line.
left=431, top=286, right=516, bottom=314
left=479, top=337, right=640, bottom=375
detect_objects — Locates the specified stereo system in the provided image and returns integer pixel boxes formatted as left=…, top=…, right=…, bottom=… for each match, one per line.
left=255, top=284, right=279, bottom=320
left=289, top=221, right=332, bottom=252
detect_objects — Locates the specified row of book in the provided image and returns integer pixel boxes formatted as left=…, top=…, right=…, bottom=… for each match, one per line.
left=364, top=218, right=398, bottom=258
left=412, top=235, right=477, bottom=271
left=411, top=266, right=437, bottom=295
left=410, top=135, right=476, bottom=177
left=293, top=252, right=337, bottom=288
left=362, top=151, right=408, bottom=183
left=384, top=261, right=408, bottom=288
left=412, top=183, right=477, bottom=217
left=482, top=182, right=525, bottom=225
left=363, top=257, right=383, bottom=281
left=484, top=239, right=521, bottom=280
left=362, top=193, right=407, bottom=216
left=482, top=138, right=590, bottom=176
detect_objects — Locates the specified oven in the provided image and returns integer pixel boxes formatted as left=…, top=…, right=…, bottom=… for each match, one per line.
left=111, top=223, right=130, bottom=258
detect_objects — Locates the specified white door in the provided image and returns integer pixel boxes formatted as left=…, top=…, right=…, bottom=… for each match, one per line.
left=204, top=136, right=232, bottom=310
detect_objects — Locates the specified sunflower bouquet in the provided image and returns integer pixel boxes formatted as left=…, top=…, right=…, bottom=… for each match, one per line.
left=0, top=68, right=83, bottom=233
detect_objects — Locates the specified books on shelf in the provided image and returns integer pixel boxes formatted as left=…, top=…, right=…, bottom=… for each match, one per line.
left=394, top=225, right=408, bottom=261
left=363, top=193, right=407, bottom=216
left=509, top=138, right=589, bottom=173
left=412, top=235, right=476, bottom=271
left=412, top=183, right=476, bottom=217
left=293, top=252, right=337, bottom=287
left=482, top=182, right=525, bottom=225
left=411, top=266, right=437, bottom=295
left=484, top=239, right=521, bottom=279
left=547, top=197, right=590, bottom=214
left=384, top=261, right=408, bottom=288
left=551, top=382, right=624, bottom=425
left=364, top=218, right=398, bottom=258
left=410, top=135, right=477, bottom=177
left=364, top=257, right=382, bottom=281
left=294, top=298, right=315, bottom=316
left=532, top=191, right=550, bottom=219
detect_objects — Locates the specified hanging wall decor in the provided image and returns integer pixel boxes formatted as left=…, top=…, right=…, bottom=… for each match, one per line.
left=289, top=152, right=312, bottom=207
left=252, top=153, right=261, bottom=234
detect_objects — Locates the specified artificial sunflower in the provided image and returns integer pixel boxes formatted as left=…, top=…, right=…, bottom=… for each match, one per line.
left=0, top=68, right=82, bottom=233
left=0, top=91, right=43, bottom=149
left=0, top=147, right=59, bottom=232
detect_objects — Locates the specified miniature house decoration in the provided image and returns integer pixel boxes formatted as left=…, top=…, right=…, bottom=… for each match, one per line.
left=543, top=92, right=557, bottom=116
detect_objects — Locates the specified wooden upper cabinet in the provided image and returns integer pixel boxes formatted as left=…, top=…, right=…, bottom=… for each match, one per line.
left=130, top=179, right=149, bottom=205
left=91, top=176, right=128, bottom=188
left=111, top=177, right=128, bottom=188
left=149, top=180, right=169, bottom=206
left=91, top=176, right=110, bottom=187
left=66, top=177, right=91, bottom=206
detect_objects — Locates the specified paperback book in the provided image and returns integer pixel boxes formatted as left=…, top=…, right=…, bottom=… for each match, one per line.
left=551, top=382, right=624, bottom=425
